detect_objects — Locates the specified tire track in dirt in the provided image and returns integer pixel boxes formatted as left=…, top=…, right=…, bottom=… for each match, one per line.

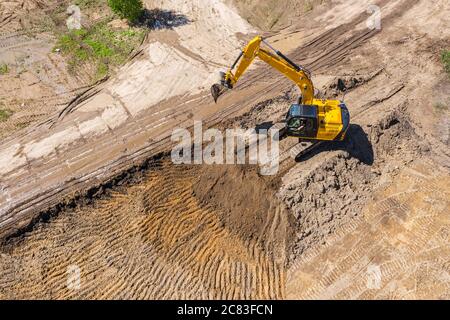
left=0, top=160, right=287, bottom=299
left=285, top=152, right=449, bottom=299
left=202, top=9, right=384, bottom=129
left=0, top=25, right=93, bottom=139
left=0, top=10, right=376, bottom=298
left=232, top=0, right=412, bottom=102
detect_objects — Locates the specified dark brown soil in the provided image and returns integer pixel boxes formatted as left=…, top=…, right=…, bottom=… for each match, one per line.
left=193, top=164, right=294, bottom=258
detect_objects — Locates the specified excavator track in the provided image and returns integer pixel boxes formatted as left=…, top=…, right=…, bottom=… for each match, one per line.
left=271, top=122, right=323, bottom=161
left=290, top=140, right=323, bottom=161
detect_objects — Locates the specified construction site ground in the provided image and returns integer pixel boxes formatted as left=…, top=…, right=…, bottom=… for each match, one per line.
left=0, top=0, right=449, bottom=299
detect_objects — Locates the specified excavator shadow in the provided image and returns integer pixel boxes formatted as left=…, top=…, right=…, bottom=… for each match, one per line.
left=295, top=124, right=374, bottom=165
left=136, top=9, right=191, bottom=30
left=255, top=122, right=277, bottom=133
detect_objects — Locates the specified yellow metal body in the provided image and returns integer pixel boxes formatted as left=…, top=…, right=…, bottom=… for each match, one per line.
left=313, top=98, right=345, bottom=141
left=221, top=36, right=346, bottom=141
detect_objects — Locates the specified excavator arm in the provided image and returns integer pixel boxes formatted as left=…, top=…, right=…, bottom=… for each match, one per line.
left=211, top=35, right=350, bottom=144
left=211, top=36, right=315, bottom=104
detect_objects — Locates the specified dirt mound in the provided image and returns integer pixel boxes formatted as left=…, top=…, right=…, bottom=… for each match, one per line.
left=1, top=0, right=448, bottom=300
left=280, top=151, right=376, bottom=260
left=193, top=164, right=293, bottom=260
left=280, top=108, right=429, bottom=262
left=318, top=69, right=385, bottom=100
left=369, top=107, right=430, bottom=160
left=287, top=160, right=449, bottom=299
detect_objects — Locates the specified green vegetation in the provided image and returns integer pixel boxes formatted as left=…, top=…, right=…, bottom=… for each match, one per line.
left=52, top=0, right=146, bottom=80
left=0, top=105, right=13, bottom=122
left=304, top=1, right=313, bottom=12
left=434, top=102, right=448, bottom=111
left=0, top=63, right=8, bottom=75
left=107, top=0, right=144, bottom=23
left=96, top=62, right=109, bottom=79
left=74, top=0, right=104, bottom=8
left=55, top=22, right=145, bottom=79
left=441, top=50, right=450, bottom=77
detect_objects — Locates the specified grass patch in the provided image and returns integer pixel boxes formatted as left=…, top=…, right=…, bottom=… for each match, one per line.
left=0, top=63, right=8, bottom=75
left=441, top=50, right=450, bottom=77
left=96, top=62, right=109, bottom=79
left=55, top=21, right=145, bottom=79
left=304, top=1, right=314, bottom=12
left=434, top=102, right=448, bottom=111
left=107, top=0, right=144, bottom=23
left=0, top=107, right=13, bottom=122
left=74, top=0, right=105, bottom=9
left=50, top=0, right=146, bottom=80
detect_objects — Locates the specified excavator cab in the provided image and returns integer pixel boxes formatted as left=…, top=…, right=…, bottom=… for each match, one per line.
left=285, top=104, right=318, bottom=138
left=285, top=102, right=350, bottom=141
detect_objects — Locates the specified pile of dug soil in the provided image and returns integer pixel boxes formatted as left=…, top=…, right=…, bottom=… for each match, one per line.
left=280, top=108, right=430, bottom=263
left=193, top=164, right=294, bottom=259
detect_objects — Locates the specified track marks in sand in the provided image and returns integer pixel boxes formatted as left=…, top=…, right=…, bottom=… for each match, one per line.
left=0, top=161, right=285, bottom=299
left=286, top=161, right=450, bottom=300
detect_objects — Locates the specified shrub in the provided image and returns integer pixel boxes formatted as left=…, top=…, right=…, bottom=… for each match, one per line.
left=107, top=0, right=144, bottom=23
left=0, top=107, right=13, bottom=122
left=0, top=63, right=8, bottom=75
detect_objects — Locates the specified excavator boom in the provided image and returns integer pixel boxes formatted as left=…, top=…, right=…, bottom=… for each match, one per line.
left=211, top=36, right=350, bottom=144
left=211, top=36, right=314, bottom=104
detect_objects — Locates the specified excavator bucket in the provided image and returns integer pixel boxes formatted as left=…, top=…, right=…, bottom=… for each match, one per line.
left=211, top=83, right=228, bottom=103
left=211, top=72, right=229, bottom=103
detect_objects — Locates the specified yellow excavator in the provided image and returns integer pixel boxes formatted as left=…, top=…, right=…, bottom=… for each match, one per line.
left=211, top=36, right=350, bottom=157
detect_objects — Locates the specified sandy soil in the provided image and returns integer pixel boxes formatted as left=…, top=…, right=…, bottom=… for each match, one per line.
left=0, top=0, right=95, bottom=139
left=1, top=161, right=288, bottom=299
left=0, top=0, right=449, bottom=299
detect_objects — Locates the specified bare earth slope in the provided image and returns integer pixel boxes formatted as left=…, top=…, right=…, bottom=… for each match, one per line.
left=0, top=0, right=93, bottom=139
